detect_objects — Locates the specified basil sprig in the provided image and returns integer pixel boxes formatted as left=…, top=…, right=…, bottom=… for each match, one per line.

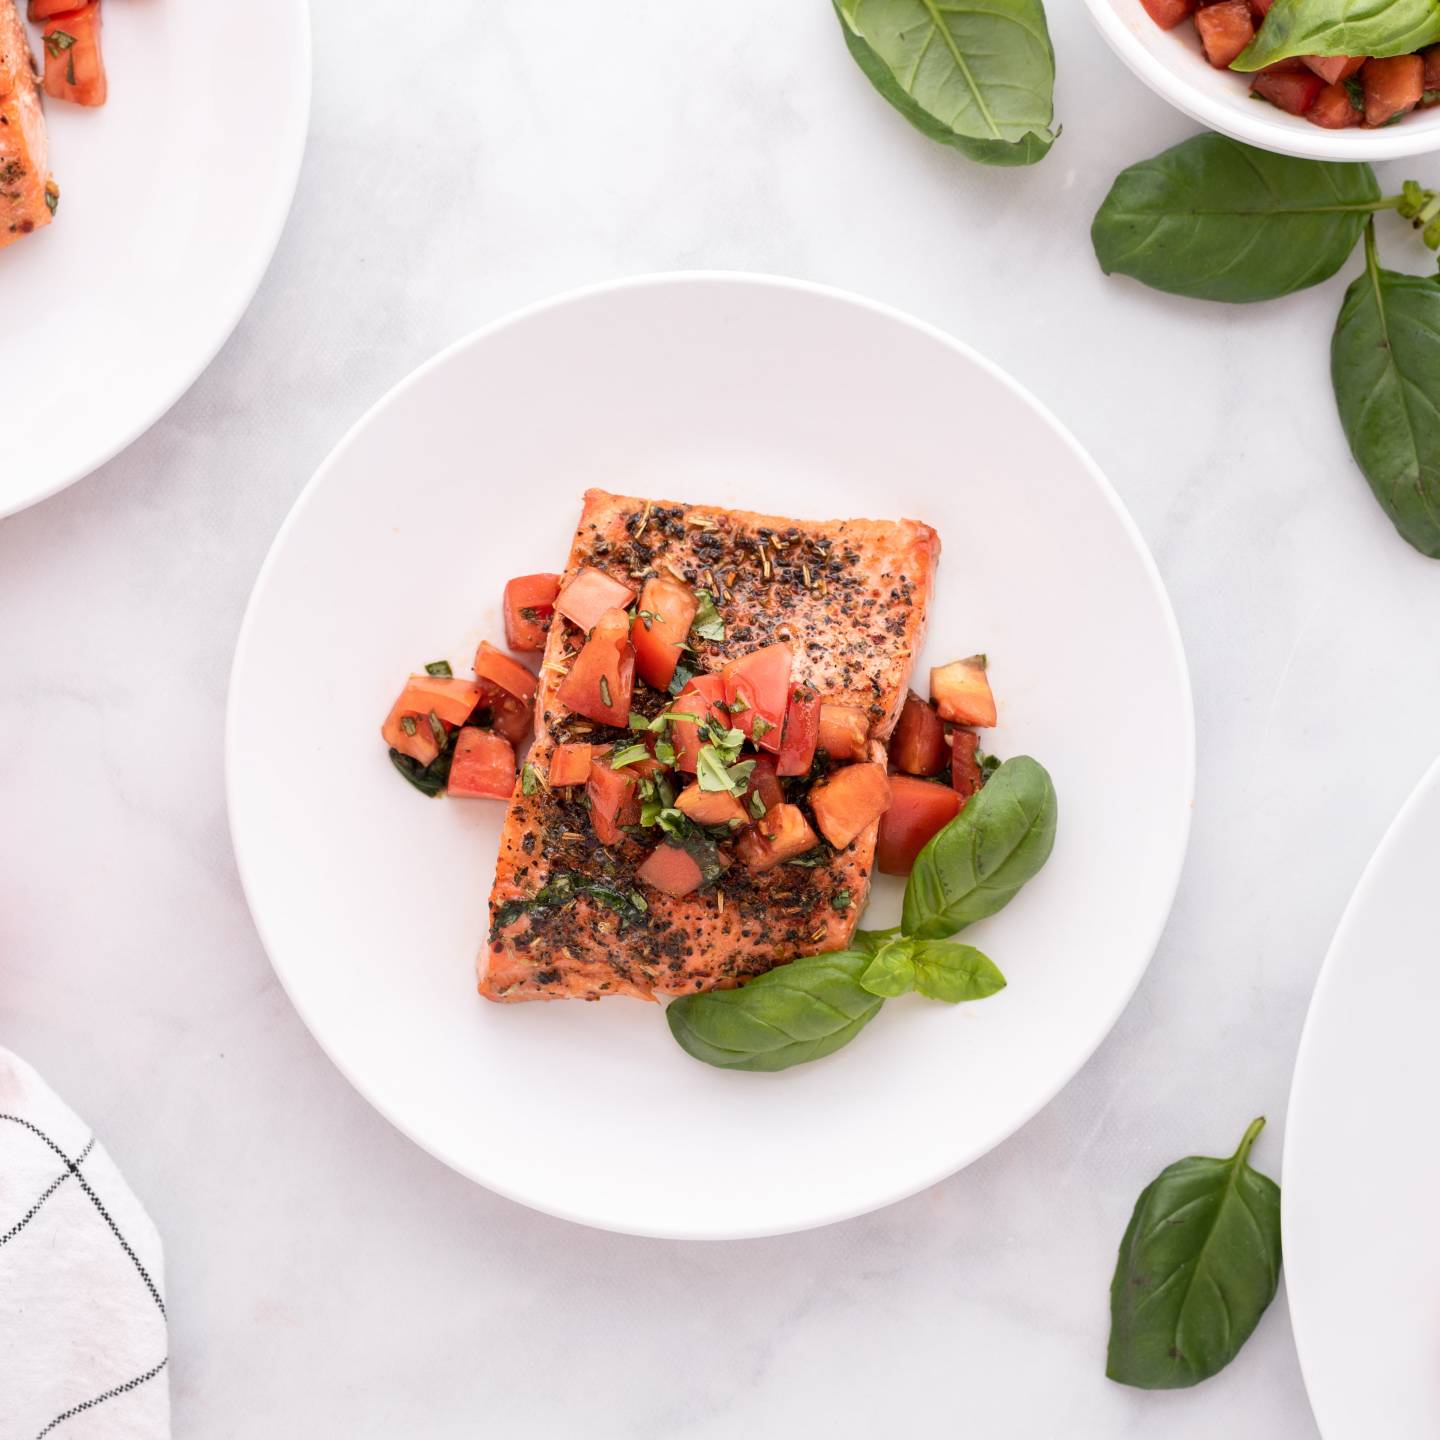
left=1332, top=226, right=1440, bottom=558
left=1107, top=1118, right=1282, bottom=1390
left=833, top=0, right=1058, bottom=168
left=666, top=757, right=1054, bottom=1071
left=1094, top=134, right=1440, bottom=558
left=1234, top=0, right=1440, bottom=71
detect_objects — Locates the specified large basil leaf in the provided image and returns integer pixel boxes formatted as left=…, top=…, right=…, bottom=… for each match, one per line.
left=1092, top=135, right=1380, bottom=304
left=665, top=951, right=885, bottom=1071
left=833, top=0, right=1058, bottom=168
left=1107, top=1118, right=1282, bottom=1390
left=1332, top=236, right=1440, bottom=558
left=859, top=935, right=918, bottom=998
left=1235, top=0, right=1440, bottom=70
left=911, top=941, right=1006, bottom=1003
left=902, top=756, right=1056, bottom=940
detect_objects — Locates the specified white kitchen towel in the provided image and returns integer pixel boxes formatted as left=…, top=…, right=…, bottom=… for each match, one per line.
left=0, top=1049, right=169, bottom=1440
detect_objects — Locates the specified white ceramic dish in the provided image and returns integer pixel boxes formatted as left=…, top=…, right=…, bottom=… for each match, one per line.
left=1084, top=0, right=1440, bottom=161
left=227, top=273, right=1195, bottom=1239
left=0, top=0, right=310, bottom=519
left=1285, top=754, right=1440, bottom=1438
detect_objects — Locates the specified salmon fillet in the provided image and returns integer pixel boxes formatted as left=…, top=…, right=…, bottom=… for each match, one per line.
left=480, top=489, right=940, bottom=1003
left=0, top=0, right=54, bottom=249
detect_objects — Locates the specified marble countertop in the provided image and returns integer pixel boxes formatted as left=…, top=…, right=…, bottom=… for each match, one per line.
left=4, top=2, right=1434, bottom=1433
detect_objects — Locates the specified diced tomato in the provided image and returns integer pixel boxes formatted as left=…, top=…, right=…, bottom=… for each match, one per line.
left=554, top=568, right=636, bottom=633
left=1252, top=67, right=1325, bottom=114
left=477, top=679, right=532, bottom=749
left=43, top=4, right=105, bottom=106
left=1194, top=1, right=1254, bottom=68
left=931, top=656, right=997, bottom=727
left=548, top=742, right=592, bottom=786
left=1308, top=80, right=1362, bottom=127
left=587, top=759, right=639, bottom=846
left=1301, top=54, right=1365, bottom=85
left=744, top=753, right=785, bottom=815
left=675, top=783, right=747, bottom=828
left=447, top=728, right=516, bottom=799
left=387, top=675, right=483, bottom=732
left=876, top=776, right=961, bottom=877
left=818, top=703, right=869, bottom=762
left=951, top=729, right=983, bottom=800
left=382, top=694, right=443, bottom=765
left=889, top=692, right=947, bottom=776
left=721, top=644, right=792, bottom=753
left=776, top=685, right=821, bottom=777
left=29, top=0, right=76, bottom=16
left=1423, top=47, right=1440, bottom=102
left=556, top=608, right=634, bottom=726
left=670, top=673, right=725, bottom=773
left=503, top=573, right=560, bottom=652
left=736, top=802, right=818, bottom=873
left=1141, top=0, right=1194, bottom=28
left=473, top=641, right=537, bottom=704
left=631, top=577, right=697, bottom=692
left=637, top=842, right=704, bottom=898
left=808, top=762, right=892, bottom=852
left=1363, top=54, right=1423, bottom=126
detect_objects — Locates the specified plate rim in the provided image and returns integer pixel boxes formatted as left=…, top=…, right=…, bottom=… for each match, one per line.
left=0, top=0, right=314, bottom=521
left=226, top=270, right=1197, bottom=1238
left=1282, top=750, right=1440, bottom=1435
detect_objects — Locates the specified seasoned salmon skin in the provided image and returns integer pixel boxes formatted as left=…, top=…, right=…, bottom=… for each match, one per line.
left=0, top=0, right=54, bottom=249
left=480, top=489, right=940, bottom=1003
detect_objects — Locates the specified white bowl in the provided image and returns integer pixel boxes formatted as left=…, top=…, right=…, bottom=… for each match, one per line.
left=1084, top=0, right=1440, bottom=161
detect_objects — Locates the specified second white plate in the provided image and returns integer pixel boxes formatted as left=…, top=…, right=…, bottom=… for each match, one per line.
left=228, top=274, right=1194, bottom=1238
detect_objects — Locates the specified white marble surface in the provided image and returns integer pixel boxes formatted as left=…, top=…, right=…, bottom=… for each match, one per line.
left=3, top=2, right=1436, bottom=1433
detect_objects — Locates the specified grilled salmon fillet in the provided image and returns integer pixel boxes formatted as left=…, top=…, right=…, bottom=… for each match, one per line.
left=480, top=489, right=940, bottom=1003
left=0, top=0, right=54, bottom=249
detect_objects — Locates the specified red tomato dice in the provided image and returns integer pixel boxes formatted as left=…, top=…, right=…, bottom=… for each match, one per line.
left=1363, top=54, right=1423, bottom=126
left=547, top=742, right=592, bottom=786
left=43, top=4, right=105, bottom=106
left=876, top=776, right=961, bottom=876
left=743, top=753, right=784, bottom=815
left=951, top=730, right=983, bottom=800
left=473, top=641, right=538, bottom=704
left=556, top=608, right=635, bottom=726
left=670, top=673, right=726, bottom=773
left=721, top=644, right=792, bottom=752
left=931, top=656, right=997, bottom=727
left=587, top=758, right=639, bottom=846
left=503, top=574, right=560, bottom=652
left=447, top=728, right=516, bottom=799
left=1194, top=1, right=1255, bottom=68
left=1308, top=80, right=1361, bottom=127
left=818, top=703, right=869, bottom=763
left=808, top=762, right=892, bottom=852
left=1423, top=47, right=1440, bottom=102
left=631, top=577, right=697, bottom=692
left=736, top=803, right=818, bottom=873
left=554, top=568, right=636, bottom=633
left=1301, top=54, right=1365, bottom=84
left=1141, top=0, right=1195, bottom=28
left=776, top=685, right=821, bottom=777
left=1252, top=67, right=1325, bottom=114
left=674, top=783, right=747, bottom=828
left=889, top=692, right=947, bottom=776
left=637, top=842, right=703, bottom=898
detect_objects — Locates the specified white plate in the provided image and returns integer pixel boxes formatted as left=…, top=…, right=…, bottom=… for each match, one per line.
left=1285, top=756, right=1440, bottom=1437
left=0, top=0, right=309, bottom=518
left=227, top=274, right=1194, bottom=1239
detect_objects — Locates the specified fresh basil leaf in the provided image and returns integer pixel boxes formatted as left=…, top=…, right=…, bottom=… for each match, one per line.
left=1092, top=135, right=1380, bottom=303
left=910, top=940, right=1006, bottom=1003
left=611, top=742, right=651, bottom=769
left=424, top=659, right=453, bottom=677
left=668, top=661, right=697, bottom=697
left=833, top=0, right=1058, bottom=167
left=1332, top=233, right=1440, bottom=557
left=665, top=951, right=885, bottom=1071
left=520, top=763, right=540, bottom=796
left=902, top=756, right=1056, bottom=940
left=1234, top=0, right=1440, bottom=70
left=1107, top=1118, right=1282, bottom=1390
left=859, top=936, right=917, bottom=998
left=691, top=589, right=726, bottom=642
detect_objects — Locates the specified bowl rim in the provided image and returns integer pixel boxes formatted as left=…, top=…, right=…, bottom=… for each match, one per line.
left=1082, top=0, right=1440, bottom=162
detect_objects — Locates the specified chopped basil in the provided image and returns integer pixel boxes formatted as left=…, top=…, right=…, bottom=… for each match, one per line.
left=400, top=715, right=418, bottom=736
left=45, top=29, right=76, bottom=57
left=691, top=589, right=726, bottom=642
left=424, top=660, right=453, bottom=676
left=490, top=871, right=645, bottom=938
left=786, top=848, right=831, bottom=868
left=629, top=712, right=652, bottom=731
left=43, top=185, right=58, bottom=216
left=599, top=675, right=612, bottom=709
left=427, top=711, right=447, bottom=748
left=728, top=695, right=750, bottom=714
left=696, top=745, right=741, bottom=794
left=630, top=891, right=649, bottom=911
left=726, top=758, right=755, bottom=790
left=978, top=751, right=1002, bottom=782
left=655, top=738, right=676, bottom=765
left=752, top=715, right=774, bottom=740
left=66, top=53, right=74, bottom=85
left=668, top=661, right=698, bottom=696
left=748, top=790, right=767, bottom=820
left=521, top=763, right=540, bottom=795
left=637, top=608, right=662, bottom=630
left=832, top=889, right=853, bottom=911
left=611, top=743, right=651, bottom=769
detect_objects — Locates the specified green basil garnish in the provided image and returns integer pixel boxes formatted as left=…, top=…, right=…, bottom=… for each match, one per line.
left=424, top=659, right=453, bottom=676
left=1332, top=225, right=1440, bottom=558
left=902, top=756, right=1057, bottom=939
left=611, top=743, right=651, bottom=769
left=1107, top=1118, right=1282, bottom=1390
left=690, top=589, right=726, bottom=642
left=832, top=0, right=1058, bottom=168
left=1092, top=135, right=1380, bottom=304
left=400, top=715, right=418, bottom=736
left=521, top=763, right=540, bottom=795
left=1233, top=0, right=1440, bottom=71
